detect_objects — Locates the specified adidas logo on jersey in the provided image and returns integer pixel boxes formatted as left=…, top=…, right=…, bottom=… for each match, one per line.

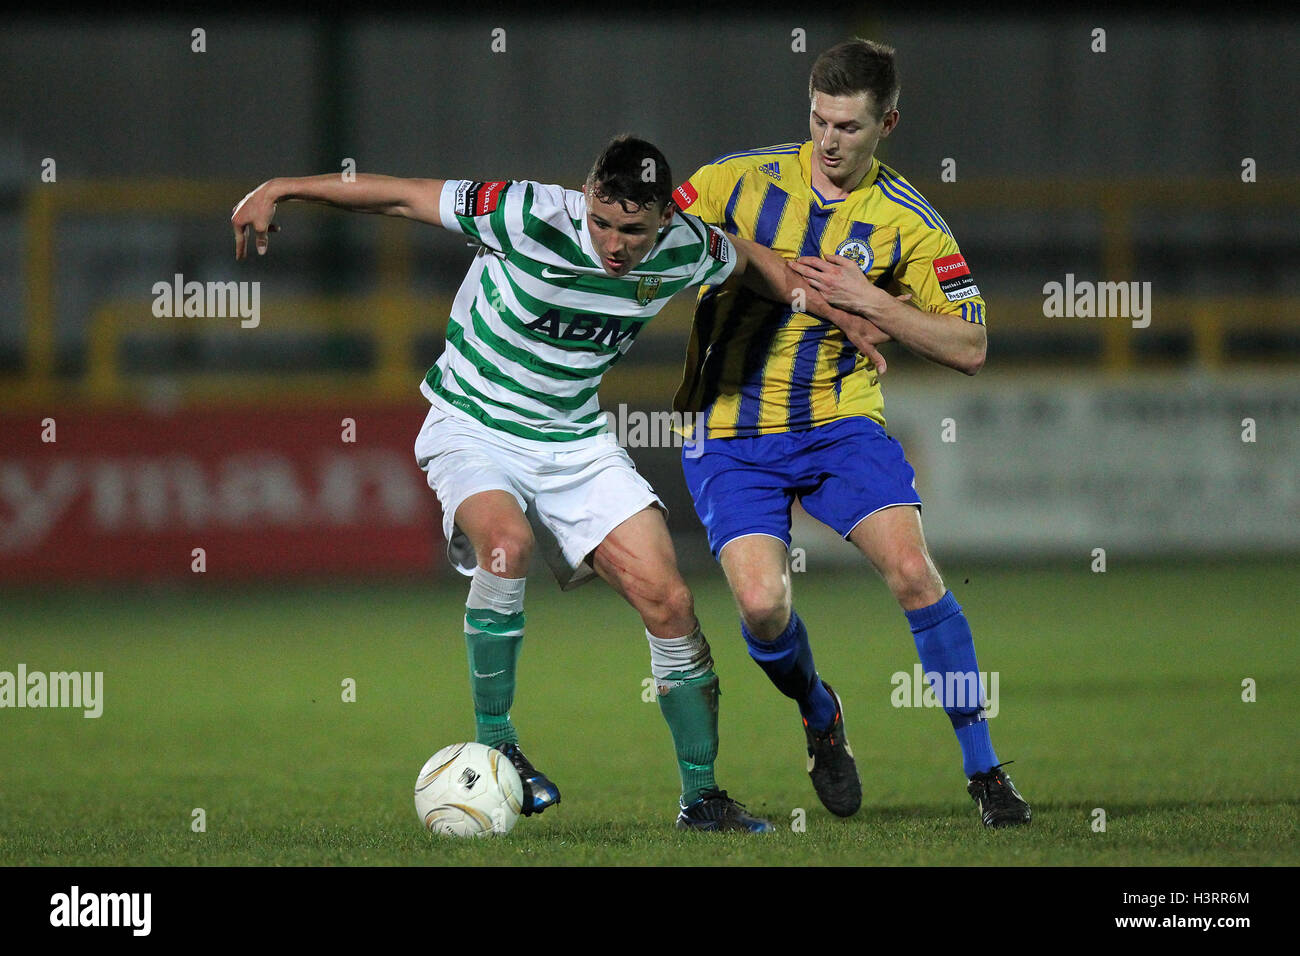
left=758, top=161, right=782, bottom=180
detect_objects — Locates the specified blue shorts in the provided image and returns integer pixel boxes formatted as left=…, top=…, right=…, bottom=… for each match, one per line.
left=682, top=416, right=922, bottom=558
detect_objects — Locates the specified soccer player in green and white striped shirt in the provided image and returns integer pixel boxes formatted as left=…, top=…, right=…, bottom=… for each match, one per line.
left=231, top=135, right=887, bottom=831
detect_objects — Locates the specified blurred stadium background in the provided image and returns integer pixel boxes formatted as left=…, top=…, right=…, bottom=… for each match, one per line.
left=2, top=12, right=1296, bottom=586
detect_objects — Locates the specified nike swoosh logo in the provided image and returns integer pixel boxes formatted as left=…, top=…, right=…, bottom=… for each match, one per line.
left=473, top=669, right=505, bottom=679
left=541, top=268, right=577, bottom=279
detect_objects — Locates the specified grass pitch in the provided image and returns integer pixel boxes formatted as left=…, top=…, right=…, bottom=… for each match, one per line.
left=1, top=560, right=1295, bottom=866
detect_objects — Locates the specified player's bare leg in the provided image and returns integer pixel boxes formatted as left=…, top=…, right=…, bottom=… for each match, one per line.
left=719, top=534, right=792, bottom=639
left=453, top=489, right=535, bottom=576
left=848, top=504, right=1030, bottom=826
left=591, top=505, right=695, bottom=639
left=451, top=490, right=559, bottom=815
left=720, top=534, right=860, bottom=816
left=845, top=504, right=944, bottom=610
left=590, top=507, right=773, bottom=832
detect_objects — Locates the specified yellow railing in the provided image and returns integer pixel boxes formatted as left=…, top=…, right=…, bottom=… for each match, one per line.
left=84, top=293, right=434, bottom=406
left=13, top=179, right=420, bottom=407
left=936, top=177, right=1300, bottom=370
left=7, top=177, right=1299, bottom=408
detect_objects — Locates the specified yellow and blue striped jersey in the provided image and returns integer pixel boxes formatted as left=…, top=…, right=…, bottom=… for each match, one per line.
left=672, top=140, right=986, bottom=438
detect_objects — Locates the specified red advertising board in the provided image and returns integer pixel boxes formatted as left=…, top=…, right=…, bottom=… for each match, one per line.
left=0, top=405, right=443, bottom=582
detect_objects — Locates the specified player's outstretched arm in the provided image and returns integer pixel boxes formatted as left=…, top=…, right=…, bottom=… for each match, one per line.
left=231, top=174, right=446, bottom=259
left=792, top=253, right=987, bottom=375
left=727, top=237, right=893, bottom=374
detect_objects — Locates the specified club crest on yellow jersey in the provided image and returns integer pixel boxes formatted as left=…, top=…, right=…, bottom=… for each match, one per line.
left=835, top=238, right=874, bottom=273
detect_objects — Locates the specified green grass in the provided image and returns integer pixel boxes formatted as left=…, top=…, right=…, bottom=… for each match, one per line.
left=1, top=561, right=1296, bottom=866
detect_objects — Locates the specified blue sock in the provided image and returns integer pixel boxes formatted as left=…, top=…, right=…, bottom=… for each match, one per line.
left=742, top=610, right=837, bottom=731
left=905, top=591, right=999, bottom=777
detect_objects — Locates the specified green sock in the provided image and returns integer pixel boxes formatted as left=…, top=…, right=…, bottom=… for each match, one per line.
left=657, top=669, right=720, bottom=804
left=464, top=608, right=524, bottom=749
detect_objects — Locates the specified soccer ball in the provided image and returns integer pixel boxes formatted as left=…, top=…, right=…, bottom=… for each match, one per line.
left=414, top=742, right=524, bottom=837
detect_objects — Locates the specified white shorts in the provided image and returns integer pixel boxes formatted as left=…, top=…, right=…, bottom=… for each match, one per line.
left=413, top=402, right=664, bottom=590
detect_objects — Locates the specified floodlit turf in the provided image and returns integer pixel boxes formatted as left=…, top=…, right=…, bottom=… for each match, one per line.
left=1, top=561, right=1296, bottom=866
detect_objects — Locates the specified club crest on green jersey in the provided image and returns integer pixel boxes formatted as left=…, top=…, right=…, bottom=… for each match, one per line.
left=836, top=239, right=874, bottom=273
left=635, top=275, right=662, bottom=306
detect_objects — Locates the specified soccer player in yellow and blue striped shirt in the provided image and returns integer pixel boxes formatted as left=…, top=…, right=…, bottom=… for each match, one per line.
left=673, top=39, right=1031, bottom=827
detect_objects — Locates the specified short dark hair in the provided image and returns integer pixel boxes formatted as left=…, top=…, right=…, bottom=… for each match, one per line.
left=586, top=135, right=673, bottom=213
left=809, top=38, right=900, bottom=118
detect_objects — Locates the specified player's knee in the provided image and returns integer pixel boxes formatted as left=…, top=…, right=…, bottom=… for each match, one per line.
left=662, top=581, right=696, bottom=632
left=887, top=550, right=943, bottom=608
left=642, top=579, right=695, bottom=636
left=734, top=580, right=791, bottom=639
left=477, top=529, right=534, bottom=576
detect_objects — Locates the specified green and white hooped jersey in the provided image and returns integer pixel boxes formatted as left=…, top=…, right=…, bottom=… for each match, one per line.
left=422, top=179, right=738, bottom=443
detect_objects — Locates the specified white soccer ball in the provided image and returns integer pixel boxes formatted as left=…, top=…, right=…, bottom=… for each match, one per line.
left=414, top=742, right=524, bottom=837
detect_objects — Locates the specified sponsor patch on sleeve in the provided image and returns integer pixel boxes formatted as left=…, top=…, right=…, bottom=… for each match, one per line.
left=454, top=180, right=507, bottom=217
left=673, top=181, right=699, bottom=210
left=707, top=228, right=730, bottom=264
left=933, top=252, right=981, bottom=302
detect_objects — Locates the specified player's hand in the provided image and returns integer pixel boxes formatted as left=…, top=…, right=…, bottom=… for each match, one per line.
left=825, top=307, right=891, bottom=375
left=231, top=181, right=282, bottom=260
left=792, top=254, right=910, bottom=315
